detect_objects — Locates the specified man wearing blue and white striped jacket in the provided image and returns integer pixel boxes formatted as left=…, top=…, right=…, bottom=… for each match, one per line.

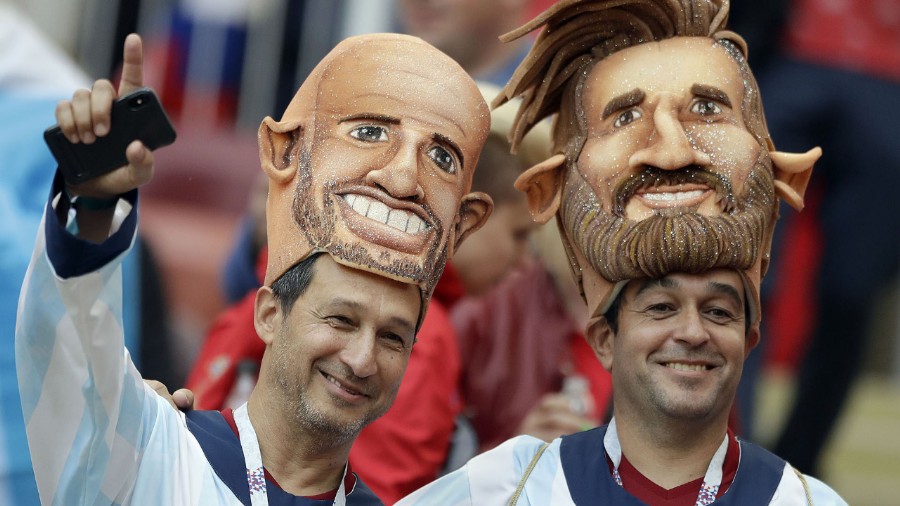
left=16, top=30, right=493, bottom=505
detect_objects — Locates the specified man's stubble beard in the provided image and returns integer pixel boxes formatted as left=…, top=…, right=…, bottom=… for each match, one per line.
left=269, top=332, right=397, bottom=452
left=561, top=150, right=776, bottom=283
left=291, top=148, right=449, bottom=294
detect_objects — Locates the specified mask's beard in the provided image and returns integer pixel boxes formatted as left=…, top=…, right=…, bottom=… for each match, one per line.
left=562, top=151, right=776, bottom=282
left=290, top=148, right=449, bottom=294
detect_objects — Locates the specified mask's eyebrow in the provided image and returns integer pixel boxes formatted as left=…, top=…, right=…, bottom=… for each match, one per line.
left=339, top=113, right=401, bottom=124
left=602, top=89, right=645, bottom=120
left=691, top=84, right=732, bottom=108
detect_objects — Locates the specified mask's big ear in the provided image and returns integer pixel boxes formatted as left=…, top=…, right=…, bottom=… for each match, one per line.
left=258, top=116, right=305, bottom=184
left=451, top=192, right=494, bottom=254
left=770, top=147, right=822, bottom=211
left=514, top=153, right=567, bottom=223
left=585, top=315, right=615, bottom=372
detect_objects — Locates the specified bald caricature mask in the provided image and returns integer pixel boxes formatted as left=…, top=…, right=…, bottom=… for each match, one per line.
left=259, top=33, right=492, bottom=302
left=497, top=0, right=821, bottom=329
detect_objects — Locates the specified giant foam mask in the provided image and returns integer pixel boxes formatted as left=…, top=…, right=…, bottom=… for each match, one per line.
left=259, top=33, right=492, bottom=302
left=496, top=0, right=821, bottom=330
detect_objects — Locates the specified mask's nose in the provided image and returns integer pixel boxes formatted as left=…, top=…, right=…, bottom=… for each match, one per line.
left=365, top=141, right=424, bottom=200
left=628, top=95, right=711, bottom=171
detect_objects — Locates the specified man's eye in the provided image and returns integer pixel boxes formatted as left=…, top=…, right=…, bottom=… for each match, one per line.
left=327, top=315, right=355, bottom=328
left=381, top=332, right=411, bottom=350
left=691, top=100, right=722, bottom=116
left=613, top=109, right=642, bottom=128
left=705, top=307, right=738, bottom=322
left=644, top=303, right=674, bottom=315
left=350, top=125, right=388, bottom=142
left=428, top=146, right=456, bottom=174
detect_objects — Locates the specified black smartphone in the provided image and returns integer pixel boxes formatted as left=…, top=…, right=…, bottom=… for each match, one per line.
left=44, top=87, right=177, bottom=185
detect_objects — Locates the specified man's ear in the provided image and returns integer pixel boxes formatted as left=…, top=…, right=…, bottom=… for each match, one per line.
left=254, top=286, right=280, bottom=346
left=258, top=116, right=305, bottom=184
left=770, top=147, right=821, bottom=211
left=451, top=191, right=494, bottom=254
left=514, top=154, right=567, bottom=223
left=585, top=315, right=615, bottom=372
left=745, top=324, right=761, bottom=358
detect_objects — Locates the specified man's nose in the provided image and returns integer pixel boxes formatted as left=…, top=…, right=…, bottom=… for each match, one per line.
left=340, top=333, right=378, bottom=379
left=365, top=142, right=424, bottom=200
left=628, top=95, right=711, bottom=171
left=673, top=308, right=711, bottom=346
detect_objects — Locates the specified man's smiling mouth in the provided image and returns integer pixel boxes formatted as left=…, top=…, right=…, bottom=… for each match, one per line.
left=322, top=371, right=367, bottom=397
left=342, top=194, right=429, bottom=234
left=664, top=362, right=712, bottom=372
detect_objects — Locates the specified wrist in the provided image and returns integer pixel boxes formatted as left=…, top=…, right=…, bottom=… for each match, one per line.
left=65, top=189, right=120, bottom=211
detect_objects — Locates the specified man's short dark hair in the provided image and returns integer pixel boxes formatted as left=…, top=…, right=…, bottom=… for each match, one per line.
left=604, top=289, right=624, bottom=335
left=270, top=253, right=322, bottom=315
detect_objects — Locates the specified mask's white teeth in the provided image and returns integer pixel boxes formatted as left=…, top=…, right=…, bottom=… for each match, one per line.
left=406, top=215, right=425, bottom=234
left=343, top=194, right=428, bottom=234
left=665, top=362, right=707, bottom=372
left=350, top=195, right=370, bottom=215
left=643, top=189, right=705, bottom=202
left=367, top=200, right=390, bottom=223
left=387, top=210, right=409, bottom=231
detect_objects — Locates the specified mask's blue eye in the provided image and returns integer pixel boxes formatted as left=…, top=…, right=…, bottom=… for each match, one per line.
left=613, top=109, right=642, bottom=128
left=428, top=146, right=456, bottom=174
left=691, top=100, right=722, bottom=116
left=350, top=125, right=388, bottom=142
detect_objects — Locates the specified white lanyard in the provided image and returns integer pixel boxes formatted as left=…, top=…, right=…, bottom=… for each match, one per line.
left=234, top=403, right=348, bottom=506
left=603, top=418, right=729, bottom=506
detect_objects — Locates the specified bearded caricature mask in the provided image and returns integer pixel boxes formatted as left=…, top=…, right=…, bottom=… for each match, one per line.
left=258, top=33, right=492, bottom=306
left=498, top=0, right=821, bottom=329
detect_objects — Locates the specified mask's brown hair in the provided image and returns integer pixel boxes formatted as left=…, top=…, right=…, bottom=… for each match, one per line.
left=494, top=0, right=774, bottom=161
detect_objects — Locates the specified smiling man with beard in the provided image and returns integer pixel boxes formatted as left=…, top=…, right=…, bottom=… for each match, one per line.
left=399, top=0, right=846, bottom=505
left=15, top=32, right=491, bottom=505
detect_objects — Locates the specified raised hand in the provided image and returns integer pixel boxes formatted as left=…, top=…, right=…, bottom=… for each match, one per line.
left=56, top=33, right=154, bottom=199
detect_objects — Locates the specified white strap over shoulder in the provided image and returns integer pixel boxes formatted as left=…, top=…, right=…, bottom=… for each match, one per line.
left=792, top=467, right=813, bottom=505
left=508, top=442, right=551, bottom=506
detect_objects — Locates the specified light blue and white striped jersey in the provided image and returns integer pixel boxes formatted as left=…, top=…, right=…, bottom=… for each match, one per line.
left=0, top=6, right=140, bottom=504
left=16, top=189, right=246, bottom=505
left=16, top=181, right=382, bottom=505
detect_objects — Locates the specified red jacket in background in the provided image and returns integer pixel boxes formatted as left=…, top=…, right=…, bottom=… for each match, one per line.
left=452, top=260, right=613, bottom=451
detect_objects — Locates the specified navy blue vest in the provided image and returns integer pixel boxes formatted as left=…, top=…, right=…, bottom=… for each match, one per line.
left=560, top=426, right=785, bottom=505
left=185, top=410, right=383, bottom=505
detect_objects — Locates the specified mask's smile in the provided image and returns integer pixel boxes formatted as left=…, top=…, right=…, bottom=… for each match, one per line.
left=334, top=185, right=435, bottom=254
left=634, top=184, right=715, bottom=209
left=342, top=193, right=429, bottom=234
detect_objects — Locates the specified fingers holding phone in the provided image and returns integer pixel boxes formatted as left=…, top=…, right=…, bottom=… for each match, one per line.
left=51, top=33, right=171, bottom=198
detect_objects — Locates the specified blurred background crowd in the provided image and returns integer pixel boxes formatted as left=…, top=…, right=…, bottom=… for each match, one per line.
left=1, top=0, right=898, bottom=504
